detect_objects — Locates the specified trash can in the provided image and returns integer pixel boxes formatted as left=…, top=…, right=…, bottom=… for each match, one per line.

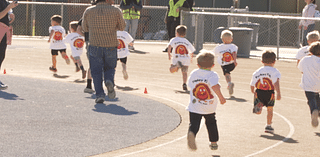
left=213, top=27, right=253, bottom=58
left=229, top=27, right=253, bottom=58
left=238, top=22, right=260, bottom=49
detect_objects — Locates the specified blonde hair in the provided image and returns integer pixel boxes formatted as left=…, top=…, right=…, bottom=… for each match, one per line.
left=197, top=50, right=215, bottom=68
left=221, top=30, right=233, bottom=39
left=307, top=30, right=320, bottom=41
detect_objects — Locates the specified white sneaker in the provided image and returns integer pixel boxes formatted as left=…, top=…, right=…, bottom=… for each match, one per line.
left=187, top=131, right=197, bottom=151
left=84, top=87, right=94, bottom=93
left=0, top=81, right=8, bottom=90
left=311, top=109, right=319, bottom=127
left=105, top=80, right=116, bottom=99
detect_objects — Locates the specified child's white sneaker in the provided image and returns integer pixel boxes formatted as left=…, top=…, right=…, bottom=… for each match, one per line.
left=187, top=131, right=197, bottom=151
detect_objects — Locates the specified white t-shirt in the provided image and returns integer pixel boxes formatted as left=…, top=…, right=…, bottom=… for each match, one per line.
left=298, top=55, right=320, bottom=92
left=64, top=32, right=85, bottom=57
left=187, top=69, right=220, bottom=114
left=167, top=37, right=196, bottom=66
left=213, top=43, right=238, bottom=66
left=49, top=25, right=66, bottom=50
left=296, top=46, right=310, bottom=60
left=250, top=66, right=281, bottom=91
left=117, top=31, right=133, bottom=59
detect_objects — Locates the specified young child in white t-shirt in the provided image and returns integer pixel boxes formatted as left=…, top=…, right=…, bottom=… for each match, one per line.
left=296, top=30, right=320, bottom=65
left=117, top=30, right=133, bottom=80
left=250, top=50, right=281, bottom=133
left=213, top=30, right=238, bottom=96
left=186, top=51, right=226, bottom=151
left=48, top=15, right=70, bottom=72
left=298, top=41, right=320, bottom=127
left=64, top=21, right=86, bottom=79
left=167, top=25, right=196, bottom=91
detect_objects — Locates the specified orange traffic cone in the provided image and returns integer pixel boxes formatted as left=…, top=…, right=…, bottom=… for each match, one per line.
left=3, top=69, right=6, bottom=74
left=144, top=87, right=148, bottom=94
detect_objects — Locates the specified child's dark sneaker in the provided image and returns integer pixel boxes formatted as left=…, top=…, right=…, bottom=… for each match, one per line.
left=49, top=66, right=57, bottom=72
left=209, top=142, right=218, bottom=150
left=183, top=83, right=187, bottom=91
left=265, top=125, right=274, bottom=133
left=0, top=81, right=8, bottom=90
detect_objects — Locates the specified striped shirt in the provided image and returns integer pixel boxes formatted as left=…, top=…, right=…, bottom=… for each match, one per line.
left=82, top=2, right=125, bottom=47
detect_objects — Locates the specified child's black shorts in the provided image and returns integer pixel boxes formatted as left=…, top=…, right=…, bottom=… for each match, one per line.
left=117, top=57, right=127, bottom=64
left=221, top=63, right=235, bottom=75
left=254, top=89, right=275, bottom=107
left=51, top=49, right=66, bottom=56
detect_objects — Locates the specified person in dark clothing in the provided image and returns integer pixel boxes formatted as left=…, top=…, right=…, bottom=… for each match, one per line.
left=163, top=0, right=189, bottom=52
left=0, top=0, right=18, bottom=90
left=186, top=0, right=194, bottom=11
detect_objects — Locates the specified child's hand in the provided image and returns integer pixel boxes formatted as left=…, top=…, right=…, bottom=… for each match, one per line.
left=276, top=93, right=281, bottom=100
left=48, top=39, right=50, bottom=43
left=220, top=97, right=226, bottom=105
left=168, top=54, right=171, bottom=60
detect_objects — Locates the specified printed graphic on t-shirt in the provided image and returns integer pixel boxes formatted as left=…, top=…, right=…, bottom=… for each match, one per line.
left=222, top=52, right=234, bottom=62
left=255, top=78, right=274, bottom=90
left=73, top=38, right=84, bottom=49
left=193, top=83, right=214, bottom=101
left=53, top=31, right=63, bottom=41
left=176, top=45, right=188, bottom=55
left=117, top=39, right=125, bottom=49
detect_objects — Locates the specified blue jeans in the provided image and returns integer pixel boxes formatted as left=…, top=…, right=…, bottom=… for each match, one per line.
left=88, top=45, right=117, bottom=98
left=303, top=24, right=315, bottom=46
left=125, top=19, right=139, bottom=40
left=305, top=91, right=320, bottom=114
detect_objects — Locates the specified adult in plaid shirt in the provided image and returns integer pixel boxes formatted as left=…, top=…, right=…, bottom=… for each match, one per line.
left=82, top=0, right=126, bottom=103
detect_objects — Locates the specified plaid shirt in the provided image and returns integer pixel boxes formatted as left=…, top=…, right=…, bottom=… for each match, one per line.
left=82, top=2, right=125, bottom=47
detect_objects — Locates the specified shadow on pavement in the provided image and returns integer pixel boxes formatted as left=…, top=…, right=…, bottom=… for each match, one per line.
left=53, top=74, right=70, bottom=79
left=131, top=50, right=149, bottom=54
left=92, top=104, right=139, bottom=115
left=0, top=91, right=24, bottom=100
left=226, top=96, right=247, bottom=102
left=174, top=90, right=189, bottom=94
left=116, top=85, right=139, bottom=91
left=260, top=133, right=298, bottom=143
left=315, top=132, right=320, bottom=137
left=73, top=79, right=86, bottom=83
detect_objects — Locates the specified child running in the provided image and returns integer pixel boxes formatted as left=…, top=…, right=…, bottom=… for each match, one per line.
left=168, top=25, right=195, bottom=91
left=213, top=29, right=238, bottom=96
left=64, top=21, right=86, bottom=79
left=296, top=30, right=320, bottom=65
left=250, top=50, right=281, bottom=133
left=298, top=41, right=320, bottom=127
left=186, top=51, right=226, bottom=151
left=117, top=30, right=133, bottom=80
left=48, top=15, right=70, bottom=72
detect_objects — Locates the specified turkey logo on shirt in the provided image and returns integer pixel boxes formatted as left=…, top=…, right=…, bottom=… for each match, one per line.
left=193, top=83, right=214, bottom=101
left=176, top=45, right=188, bottom=55
left=222, top=52, right=234, bottom=62
left=255, top=78, right=274, bottom=90
left=73, top=38, right=84, bottom=49
left=117, top=39, right=125, bottom=49
left=53, top=31, right=63, bottom=41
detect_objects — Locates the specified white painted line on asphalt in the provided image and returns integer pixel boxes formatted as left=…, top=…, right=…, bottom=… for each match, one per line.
left=245, top=102, right=295, bottom=157
left=115, top=93, right=204, bottom=157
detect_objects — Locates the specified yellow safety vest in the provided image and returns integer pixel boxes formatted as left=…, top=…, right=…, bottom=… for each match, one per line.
left=122, top=0, right=140, bottom=20
left=168, top=0, right=186, bottom=17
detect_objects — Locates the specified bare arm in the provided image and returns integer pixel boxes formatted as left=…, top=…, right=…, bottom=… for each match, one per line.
left=250, top=85, right=255, bottom=94
left=0, top=2, right=18, bottom=20
left=168, top=45, right=172, bottom=60
left=233, top=51, right=237, bottom=66
left=212, top=84, right=226, bottom=105
left=48, top=30, right=54, bottom=42
left=274, top=78, right=281, bottom=100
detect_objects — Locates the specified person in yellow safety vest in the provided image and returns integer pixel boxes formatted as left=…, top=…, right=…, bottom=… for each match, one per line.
left=120, top=0, right=142, bottom=51
left=162, top=0, right=190, bottom=52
